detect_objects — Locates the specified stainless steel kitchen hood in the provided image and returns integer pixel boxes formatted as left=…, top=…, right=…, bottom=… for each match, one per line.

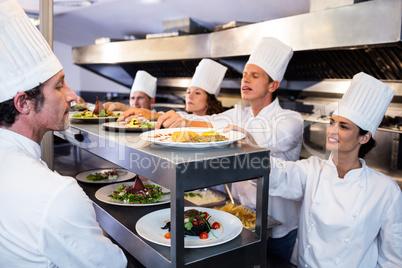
left=72, top=0, right=402, bottom=94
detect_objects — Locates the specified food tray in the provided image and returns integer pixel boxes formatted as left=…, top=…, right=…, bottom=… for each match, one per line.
left=187, top=188, right=282, bottom=231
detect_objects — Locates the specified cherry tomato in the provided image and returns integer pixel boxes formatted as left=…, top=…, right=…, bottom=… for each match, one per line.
left=202, top=212, right=209, bottom=219
left=198, top=219, right=205, bottom=226
left=164, top=232, right=171, bottom=239
left=199, top=232, right=208, bottom=239
left=212, top=222, right=220, bottom=229
left=192, top=219, right=199, bottom=226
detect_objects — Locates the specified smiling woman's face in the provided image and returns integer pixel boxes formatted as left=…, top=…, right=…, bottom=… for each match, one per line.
left=326, top=115, right=363, bottom=155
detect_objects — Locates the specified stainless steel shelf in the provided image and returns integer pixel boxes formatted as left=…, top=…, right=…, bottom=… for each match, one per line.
left=55, top=123, right=271, bottom=267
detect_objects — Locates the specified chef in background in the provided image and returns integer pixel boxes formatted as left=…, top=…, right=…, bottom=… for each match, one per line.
left=105, top=70, right=157, bottom=111
left=0, top=0, right=127, bottom=267
left=269, top=72, right=402, bottom=267
left=182, top=58, right=227, bottom=116
left=118, top=58, right=227, bottom=120
left=119, top=37, right=304, bottom=262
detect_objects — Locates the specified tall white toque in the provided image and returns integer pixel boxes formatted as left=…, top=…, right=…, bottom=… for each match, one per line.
left=0, top=0, right=63, bottom=103
left=246, top=37, right=293, bottom=83
left=188, top=59, right=228, bottom=96
left=131, top=71, right=157, bottom=98
left=333, top=72, right=395, bottom=137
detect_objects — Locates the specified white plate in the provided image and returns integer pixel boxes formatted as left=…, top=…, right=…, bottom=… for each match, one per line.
left=140, top=128, right=246, bottom=148
left=69, top=111, right=123, bottom=123
left=136, top=207, right=243, bottom=248
left=95, top=181, right=170, bottom=206
left=76, top=168, right=136, bottom=184
left=103, top=121, right=156, bottom=132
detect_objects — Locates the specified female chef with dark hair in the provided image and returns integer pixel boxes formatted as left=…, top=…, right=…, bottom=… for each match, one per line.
left=268, top=72, right=402, bottom=267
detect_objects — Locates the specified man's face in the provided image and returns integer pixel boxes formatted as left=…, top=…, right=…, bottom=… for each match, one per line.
left=240, top=64, right=272, bottom=103
left=129, top=91, right=153, bottom=109
left=33, top=70, right=77, bottom=131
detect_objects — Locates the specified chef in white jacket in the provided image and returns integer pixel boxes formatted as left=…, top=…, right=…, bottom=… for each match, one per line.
left=119, top=37, right=304, bottom=261
left=0, top=0, right=127, bottom=267
left=117, top=58, right=227, bottom=119
left=270, top=72, right=402, bottom=267
left=105, top=70, right=157, bottom=111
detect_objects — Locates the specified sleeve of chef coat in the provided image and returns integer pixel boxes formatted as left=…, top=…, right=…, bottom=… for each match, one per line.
left=248, top=110, right=304, bottom=155
left=269, top=157, right=312, bottom=201
left=180, top=109, right=235, bottom=129
left=39, top=178, right=127, bottom=268
left=377, top=187, right=402, bottom=267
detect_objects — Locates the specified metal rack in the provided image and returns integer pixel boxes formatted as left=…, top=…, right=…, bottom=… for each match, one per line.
left=55, top=123, right=271, bottom=267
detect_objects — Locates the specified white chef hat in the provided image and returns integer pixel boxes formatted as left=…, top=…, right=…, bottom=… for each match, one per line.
left=188, top=59, right=228, bottom=96
left=131, top=71, right=157, bottom=98
left=333, top=72, right=395, bottom=137
left=246, top=37, right=293, bottom=83
left=0, top=0, right=63, bottom=103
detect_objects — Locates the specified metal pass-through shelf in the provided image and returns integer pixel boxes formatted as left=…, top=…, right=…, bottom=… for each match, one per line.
left=55, top=123, right=271, bottom=267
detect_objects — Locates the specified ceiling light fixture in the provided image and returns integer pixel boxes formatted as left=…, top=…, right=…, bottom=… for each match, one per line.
left=53, top=0, right=96, bottom=7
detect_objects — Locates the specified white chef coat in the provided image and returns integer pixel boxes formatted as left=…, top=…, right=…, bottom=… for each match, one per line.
left=270, top=155, right=402, bottom=267
left=182, top=98, right=304, bottom=238
left=0, top=128, right=127, bottom=268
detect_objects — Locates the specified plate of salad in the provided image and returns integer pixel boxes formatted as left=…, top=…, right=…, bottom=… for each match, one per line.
left=95, top=177, right=170, bottom=206
left=76, top=168, right=136, bottom=184
left=135, top=207, right=243, bottom=248
left=103, top=119, right=156, bottom=132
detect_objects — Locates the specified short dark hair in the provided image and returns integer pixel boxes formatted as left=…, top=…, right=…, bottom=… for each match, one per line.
left=267, top=75, right=277, bottom=100
left=0, top=84, right=44, bottom=127
left=358, top=127, right=376, bottom=158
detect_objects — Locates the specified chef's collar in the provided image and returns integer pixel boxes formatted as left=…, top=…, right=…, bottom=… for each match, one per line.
left=251, top=97, right=280, bottom=118
left=327, top=152, right=367, bottom=179
left=0, top=128, right=41, bottom=160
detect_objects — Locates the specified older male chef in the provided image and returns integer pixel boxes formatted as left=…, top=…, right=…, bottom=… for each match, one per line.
left=120, top=37, right=305, bottom=261
left=0, top=0, right=127, bottom=267
left=105, top=70, right=157, bottom=111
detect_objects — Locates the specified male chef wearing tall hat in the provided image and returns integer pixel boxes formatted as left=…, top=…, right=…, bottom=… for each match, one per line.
left=105, top=70, right=157, bottom=111
left=268, top=72, right=402, bottom=267
left=0, top=0, right=127, bottom=266
left=119, top=37, right=304, bottom=261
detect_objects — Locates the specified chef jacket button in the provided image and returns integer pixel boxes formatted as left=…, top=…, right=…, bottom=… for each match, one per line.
left=304, top=265, right=308, bottom=268
left=315, top=201, right=320, bottom=205
left=353, top=213, right=358, bottom=217
left=311, top=223, right=315, bottom=227
left=334, top=259, right=340, bottom=264
left=344, top=238, right=349, bottom=243
left=307, top=245, right=311, bottom=249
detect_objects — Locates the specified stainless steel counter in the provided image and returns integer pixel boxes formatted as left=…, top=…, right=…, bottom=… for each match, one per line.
left=55, top=123, right=272, bottom=267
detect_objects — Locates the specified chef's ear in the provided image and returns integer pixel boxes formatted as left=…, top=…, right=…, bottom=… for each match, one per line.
left=13, top=92, right=33, bottom=115
left=268, top=80, right=280, bottom=93
left=359, top=132, right=372, bottom=145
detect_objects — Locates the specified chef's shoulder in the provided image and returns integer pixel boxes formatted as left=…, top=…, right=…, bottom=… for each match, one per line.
left=364, top=165, right=402, bottom=196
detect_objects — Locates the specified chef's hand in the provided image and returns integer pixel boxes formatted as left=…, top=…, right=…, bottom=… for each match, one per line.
left=117, top=107, right=153, bottom=122
left=155, top=110, right=188, bottom=129
left=104, top=102, right=129, bottom=112
left=223, top=124, right=258, bottom=147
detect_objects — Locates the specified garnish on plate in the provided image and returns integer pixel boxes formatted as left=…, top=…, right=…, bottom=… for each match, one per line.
left=161, top=209, right=220, bottom=240
left=86, top=168, right=127, bottom=181
left=108, top=175, right=170, bottom=204
left=127, top=118, right=155, bottom=128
